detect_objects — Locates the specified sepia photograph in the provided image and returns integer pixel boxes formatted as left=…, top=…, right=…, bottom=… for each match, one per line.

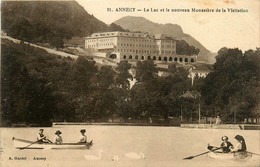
left=0, top=0, right=259, bottom=166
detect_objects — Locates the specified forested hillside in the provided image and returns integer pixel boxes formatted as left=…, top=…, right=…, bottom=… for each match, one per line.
left=1, top=38, right=259, bottom=126
left=1, top=1, right=125, bottom=48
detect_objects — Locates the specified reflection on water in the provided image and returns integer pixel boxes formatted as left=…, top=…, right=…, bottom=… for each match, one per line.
left=0, top=126, right=259, bottom=167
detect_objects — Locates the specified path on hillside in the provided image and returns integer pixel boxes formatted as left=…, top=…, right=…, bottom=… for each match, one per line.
left=1, top=35, right=117, bottom=66
left=1, top=35, right=78, bottom=59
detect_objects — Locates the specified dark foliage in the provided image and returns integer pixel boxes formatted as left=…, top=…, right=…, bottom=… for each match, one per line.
left=1, top=1, right=110, bottom=48
left=201, top=48, right=260, bottom=122
left=176, top=40, right=200, bottom=56
left=1, top=39, right=259, bottom=125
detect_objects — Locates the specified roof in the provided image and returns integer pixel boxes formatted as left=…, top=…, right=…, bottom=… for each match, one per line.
left=180, top=90, right=201, bottom=99
left=190, top=63, right=213, bottom=73
left=86, top=31, right=175, bottom=40
left=193, top=63, right=213, bottom=71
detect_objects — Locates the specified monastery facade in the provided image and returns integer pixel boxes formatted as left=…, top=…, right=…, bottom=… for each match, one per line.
left=85, top=31, right=197, bottom=63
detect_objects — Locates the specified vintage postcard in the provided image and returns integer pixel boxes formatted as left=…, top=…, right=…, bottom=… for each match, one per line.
left=0, top=0, right=259, bottom=167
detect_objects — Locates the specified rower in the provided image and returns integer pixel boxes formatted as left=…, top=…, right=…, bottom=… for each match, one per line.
left=207, top=136, right=233, bottom=153
left=220, top=136, right=233, bottom=153
left=79, top=129, right=87, bottom=143
left=37, top=129, right=52, bottom=143
left=54, top=130, right=63, bottom=145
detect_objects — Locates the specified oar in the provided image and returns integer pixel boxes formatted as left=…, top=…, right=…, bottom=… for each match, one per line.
left=183, top=147, right=222, bottom=160
left=246, top=151, right=260, bottom=156
left=47, top=139, right=53, bottom=143
left=19, top=140, right=39, bottom=150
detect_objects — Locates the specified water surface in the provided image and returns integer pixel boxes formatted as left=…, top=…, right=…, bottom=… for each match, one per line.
left=0, top=126, right=259, bottom=167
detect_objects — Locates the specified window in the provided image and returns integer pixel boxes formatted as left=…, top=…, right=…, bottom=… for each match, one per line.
left=153, top=56, right=156, bottom=60
left=135, top=55, right=138, bottom=60
left=179, top=58, right=183, bottom=62
left=123, top=55, right=126, bottom=59
left=158, top=57, right=162, bottom=61
left=169, top=57, right=172, bottom=61
left=141, top=56, right=144, bottom=60
left=129, top=55, right=132, bottom=59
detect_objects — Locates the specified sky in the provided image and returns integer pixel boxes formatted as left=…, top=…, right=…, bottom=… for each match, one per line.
left=76, top=0, right=259, bottom=53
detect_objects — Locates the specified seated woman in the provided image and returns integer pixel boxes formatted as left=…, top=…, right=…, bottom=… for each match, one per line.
left=208, top=136, right=233, bottom=153
left=54, top=130, right=63, bottom=145
left=220, top=136, right=233, bottom=153
left=79, top=129, right=87, bottom=143
left=230, top=135, right=246, bottom=152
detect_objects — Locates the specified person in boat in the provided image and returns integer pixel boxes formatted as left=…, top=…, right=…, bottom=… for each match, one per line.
left=220, top=136, right=233, bottom=153
left=37, top=129, right=52, bottom=143
left=230, top=135, right=246, bottom=152
left=207, top=136, right=233, bottom=153
left=79, top=129, right=87, bottom=143
left=54, top=130, right=63, bottom=145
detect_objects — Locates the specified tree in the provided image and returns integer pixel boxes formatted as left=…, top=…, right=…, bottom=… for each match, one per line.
left=1, top=41, right=56, bottom=126
left=135, top=60, right=158, bottom=84
left=115, top=60, right=132, bottom=89
left=201, top=48, right=259, bottom=122
left=109, top=23, right=127, bottom=32
left=176, top=40, right=200, bottom=55
left=65, top=56, right=98, bottom=121
left=49, top=36, right=64, bottom=48
left=70, top=56, right=98, bottom=95
left=92, top=66, right=117, bottom=120
left=97, top=65, right=115, bottom=90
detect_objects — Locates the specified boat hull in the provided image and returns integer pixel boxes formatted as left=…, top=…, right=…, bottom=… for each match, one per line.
left=208, top=152, right=252, bottom=160
left=13, top=137, right=93, bottom=149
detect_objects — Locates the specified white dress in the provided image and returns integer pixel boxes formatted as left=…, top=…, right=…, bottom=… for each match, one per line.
left=79, top=135, right=87, bottom=143
left=231, top=142, right=242, bottom=152
left=54, top=135, right=63, bottom=144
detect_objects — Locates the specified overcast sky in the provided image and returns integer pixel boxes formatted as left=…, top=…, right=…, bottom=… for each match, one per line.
left=76, top=0, right=259, bottom=53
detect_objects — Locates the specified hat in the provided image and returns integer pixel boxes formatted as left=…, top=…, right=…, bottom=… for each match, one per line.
left=221, top=136, right=228, bottom=141
left=55, top=130, right=62, bottom=135
left=80, top=129, right=86, bottom=133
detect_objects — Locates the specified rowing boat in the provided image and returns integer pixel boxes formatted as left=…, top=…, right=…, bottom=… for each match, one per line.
left=208, top=151, right=252, bottom=160
left=13, top=137, right=93, bottom=149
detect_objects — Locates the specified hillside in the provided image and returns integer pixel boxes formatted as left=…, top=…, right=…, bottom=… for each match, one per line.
left=113, top=16, right=184, bottom=38
left=1, top=1, right=216, bottom=63
left=1, top=1, right=110, bottom=36
left=114, top=16, right=216, bottom=63
left=1, top=1, right=113, bottom=48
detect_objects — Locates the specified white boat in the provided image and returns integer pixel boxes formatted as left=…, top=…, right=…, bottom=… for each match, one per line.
left=208, top=151, right=252, bottom=160
left=12, top=137, right=93, bottom=150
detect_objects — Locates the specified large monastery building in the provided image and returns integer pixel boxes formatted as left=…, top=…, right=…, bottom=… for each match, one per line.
left=85, top=31, right=197, bottom=63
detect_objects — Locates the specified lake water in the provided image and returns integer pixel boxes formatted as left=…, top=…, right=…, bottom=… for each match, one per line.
left=0, top=126, right=259, bottom=167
